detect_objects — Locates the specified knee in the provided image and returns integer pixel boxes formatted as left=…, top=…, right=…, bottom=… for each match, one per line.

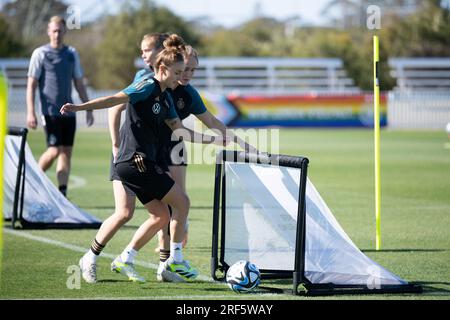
left=153, top=213, right=170, bottom=229
left=59, top=147, right=72, bottom=159
left=179, top=193, right=190, bottom=214
left=47, top=147, right=60, bottom=159
left=114, top=209, right=134, bottom=224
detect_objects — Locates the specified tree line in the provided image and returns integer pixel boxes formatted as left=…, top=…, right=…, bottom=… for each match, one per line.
left=1, top=0, right=449, bottom=91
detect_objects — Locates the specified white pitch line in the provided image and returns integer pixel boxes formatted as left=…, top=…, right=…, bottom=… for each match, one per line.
left=46, top=173, right=87, bottom=189
left=69, top=175, right=87, bottom=189
left=15, top=293, right=280, bottom=300
left=3, top=228, right=211, bottom=282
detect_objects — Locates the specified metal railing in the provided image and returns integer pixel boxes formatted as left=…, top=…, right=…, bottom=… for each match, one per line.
left=135, top=57, right=360, bottom=94
left=389, top=58, right=450, bottom=91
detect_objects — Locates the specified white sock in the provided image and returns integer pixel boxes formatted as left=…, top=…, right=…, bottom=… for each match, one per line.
left=170, top=242, right=183, bottom=262
left=85, top=249, right=98, bottom=263
left=120, top=246, right=138, bottom=264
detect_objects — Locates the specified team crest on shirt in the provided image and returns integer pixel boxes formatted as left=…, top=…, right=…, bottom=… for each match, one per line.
left=152, top=103, right=161, bottom=114
left=177, top=98, right=185, bottom=110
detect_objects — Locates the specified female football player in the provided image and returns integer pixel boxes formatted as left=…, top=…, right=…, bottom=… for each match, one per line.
left=112, top=44, right=257, bottom=282
left=61, top=34, right=226, bottom=283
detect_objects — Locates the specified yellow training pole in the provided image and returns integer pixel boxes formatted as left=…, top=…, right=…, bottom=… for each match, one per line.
left=373, top=36, right=381, bottom=251
left=0, top=69, right=8, bottom=274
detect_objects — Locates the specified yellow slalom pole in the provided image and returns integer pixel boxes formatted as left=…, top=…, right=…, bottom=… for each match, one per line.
left=0, top=69, right=8, bottom=275
left=373, top=36, right=381, bottom=251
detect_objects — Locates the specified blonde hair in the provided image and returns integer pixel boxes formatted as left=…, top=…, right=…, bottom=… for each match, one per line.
left=154, top=34, right=186, bottom=70
left=141, top=33, right=170, bottom=50
left=184, top=45, right=199, bottom=63
left=48, top=16, right=66, bottom=28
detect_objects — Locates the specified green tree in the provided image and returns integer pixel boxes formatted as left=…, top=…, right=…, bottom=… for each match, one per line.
left=2, top=0, right=68, bottom=40
left=382, top=0, right=450, bottom=56
left=93, top=0, right=200, bottom=89
left=0, top=14, right=25, bottom=57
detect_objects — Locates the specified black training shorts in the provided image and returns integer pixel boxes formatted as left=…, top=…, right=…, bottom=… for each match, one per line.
left=42, top=115, right=76, bottom=147
left=115, top=154, right=175, bottom=205
left=109, top=153, right=121, bottom=181
left=159, top=140, right=188, bottom=167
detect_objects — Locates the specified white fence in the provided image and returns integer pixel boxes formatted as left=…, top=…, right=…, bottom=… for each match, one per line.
left=7, top=88, right=117, bottom=129
left=389, top=58, right=450, bottom=91
left=388, top=91, right=450, bottom=129
left=2, top=57, right=450, bottom=129
left=136, top=57, right=360, bottom=94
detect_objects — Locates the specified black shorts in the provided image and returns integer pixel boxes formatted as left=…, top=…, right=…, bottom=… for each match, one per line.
left=42, top=115, right=76, bottom=147
left=109, top=153, right=121, bottom=181
left=159, top=140, right=188, bottom=168
left=115, top=154, right=175, bottom=205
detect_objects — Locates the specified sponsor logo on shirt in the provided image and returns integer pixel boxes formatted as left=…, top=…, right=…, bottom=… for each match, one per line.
left=152, top=103, right=161, bottom=114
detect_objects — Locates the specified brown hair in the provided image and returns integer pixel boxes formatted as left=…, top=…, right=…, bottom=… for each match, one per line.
left=154, top=34, right=186, bottom=70
left=141, top=33, right=170, bottom=50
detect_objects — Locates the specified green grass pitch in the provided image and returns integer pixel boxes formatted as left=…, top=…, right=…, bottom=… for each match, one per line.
left=1, top=128, right=449, bottom=300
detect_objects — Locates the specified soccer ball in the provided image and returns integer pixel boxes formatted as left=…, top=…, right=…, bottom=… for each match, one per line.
left=226, top=260, right=261, bottom=293
left=446, top=122, right=450, bottom=138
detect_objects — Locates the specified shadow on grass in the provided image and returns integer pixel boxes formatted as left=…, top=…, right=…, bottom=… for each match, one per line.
left=82, top=205, right=213, bottom=210
left=97, top=279, right=134, bottom=283
left=415, top=281, right=450, bottom=295
left=361, top=249, right=446, bottom=253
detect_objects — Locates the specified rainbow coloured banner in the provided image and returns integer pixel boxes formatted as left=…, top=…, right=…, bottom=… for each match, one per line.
left=203, top=93, right=387, bottom=128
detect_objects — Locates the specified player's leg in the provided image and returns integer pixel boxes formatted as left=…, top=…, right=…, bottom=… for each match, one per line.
left=97, top=180, right=136, bottom=244
left=160, top=183, right=198, bottom=280
left=156, top=141, right=187, bottom=255
left=56, top=146, right=72, bottom=196
left=79, top=180, right=136, bottom=283
left=112, top=200, right=174, bottom=282
left=55, top=115, right=76, bottom=196
left=38, top=146, right=59, bottom=171
left=168, top=164, right=188, bottom=247
left=116, top=157, right=197, bottom=280
left=38, top=116, right=60, bottom=172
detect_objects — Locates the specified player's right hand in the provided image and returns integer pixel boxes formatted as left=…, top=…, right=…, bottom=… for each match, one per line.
left=60, top=103, right=78, bottom=115
left=112, top=145, right=119, bottom=160
left=27, top=112, right=37, bottom=129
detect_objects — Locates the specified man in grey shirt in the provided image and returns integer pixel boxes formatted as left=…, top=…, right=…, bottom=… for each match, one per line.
left=27, top=16, right=94, bottom=196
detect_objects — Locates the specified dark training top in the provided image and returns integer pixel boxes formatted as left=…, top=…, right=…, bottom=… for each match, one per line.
left=159, top=84, right=207, bottom=146
left=28, top=44, right=84, bottom=117
left=115, top=76, right=178, bottom=164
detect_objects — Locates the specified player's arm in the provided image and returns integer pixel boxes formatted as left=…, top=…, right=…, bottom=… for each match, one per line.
left=72, top=47, right=94, bottom=126
left=26, top=76, right=38, bottom=129
left=196, top=110, right=258, bottom=153
left=108, top=103, right=127, bottom=157
left=27, top=48, right=43, bottom=130
left=73, top=77, right=94, bottom=127
left=60, top=92, right=129, bottom=114
left=165, top=117, right=228, bottom=146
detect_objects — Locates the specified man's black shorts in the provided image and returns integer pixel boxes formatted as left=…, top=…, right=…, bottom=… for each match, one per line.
left=115, top=154, right=175, bottom=205
left=42, top=115, right=76, bottom=147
